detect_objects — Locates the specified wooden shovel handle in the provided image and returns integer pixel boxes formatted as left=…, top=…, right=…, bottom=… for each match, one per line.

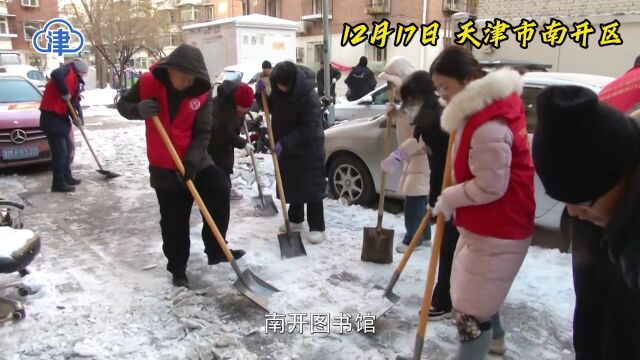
left=66, top=100, right=104, bottom=171
left=415, top=130, right=456, bottom=343
left=261, top=93, right=292, bottom=231
left=151, top=115, right=234, bottom=262
left=375, top=86, right=396, bottom=229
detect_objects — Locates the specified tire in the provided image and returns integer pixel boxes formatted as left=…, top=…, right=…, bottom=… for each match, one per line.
left=328, top=154, right=375, bottom=206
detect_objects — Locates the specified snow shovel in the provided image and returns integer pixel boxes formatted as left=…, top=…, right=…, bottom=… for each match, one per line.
left=398, top=131, right=456, bottom=360
left=359, top=210, right=435, bottom=319
left=151, top=115, right=279, bottom=312
left=361, top=87, right=396, bottom=264
left=243, top=117, right=278, bottom=217
left=66, top=101, right=120, bottom=178
left=261, top=92, right=306, bottom=259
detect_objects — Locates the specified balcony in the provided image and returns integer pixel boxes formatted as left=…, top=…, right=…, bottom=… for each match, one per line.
left=366, top=0, right=390, bottom=15
left=301, top=0, right=331, bottom=22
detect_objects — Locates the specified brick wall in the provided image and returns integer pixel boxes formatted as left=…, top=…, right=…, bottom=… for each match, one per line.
left=476, top=0, right=638, bottom=19
left=7, top=0, right=58, bottom=51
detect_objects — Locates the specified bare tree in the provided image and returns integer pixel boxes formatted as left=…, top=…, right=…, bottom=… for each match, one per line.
left=69, top=0, right=168, bottom=88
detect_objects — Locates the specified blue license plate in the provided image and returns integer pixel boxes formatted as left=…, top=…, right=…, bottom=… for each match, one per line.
left=2, top=146, right=39, bottom=160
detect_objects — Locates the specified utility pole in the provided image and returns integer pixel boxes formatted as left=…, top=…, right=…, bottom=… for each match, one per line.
left=321, top=0, right=335, bottom=126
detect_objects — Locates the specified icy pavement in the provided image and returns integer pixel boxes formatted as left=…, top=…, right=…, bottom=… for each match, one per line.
left=0, top=99, right=575, bottom=359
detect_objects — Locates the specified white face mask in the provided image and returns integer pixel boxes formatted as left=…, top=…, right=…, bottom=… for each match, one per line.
left=405, top=105, right=421, bottom=119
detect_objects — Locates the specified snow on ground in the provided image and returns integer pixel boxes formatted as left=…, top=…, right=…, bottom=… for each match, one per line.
left=0, top=89, right=575, bottom=359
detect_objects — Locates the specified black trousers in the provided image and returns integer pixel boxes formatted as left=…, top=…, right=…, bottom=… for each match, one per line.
left=431, top=220, right=460, bottom=311
left=155, top=165, right=230, bottom=274
left=570, top=218, right=640, bottom=359
left=46, top=132, right=74, bottom=184
left=288, top=201, right=325, bottom=231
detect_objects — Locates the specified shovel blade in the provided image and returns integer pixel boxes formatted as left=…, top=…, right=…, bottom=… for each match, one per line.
left=278, top=231, right=306, bottom=259
left=357, top=286, right=396, bottom=319
left=251, top=195, right=278, bottom=217
left=361, top=227, right=394, bottom=264
left=232, top=269, right=280, bottom=312
left=97, top=169, right=120, bottom=178
left=373, top=283, right=401, bottom=303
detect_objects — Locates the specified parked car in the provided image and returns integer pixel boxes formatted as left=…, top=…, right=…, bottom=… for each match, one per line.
left=334, top=60, right=554, bottom=124
left=0, top=65, right=46, bottom=90
left=214, top=63, right=263, bottom=89
left=0, top=74, right=51, bottom=169
left=324, top=72, right=614, bottom=234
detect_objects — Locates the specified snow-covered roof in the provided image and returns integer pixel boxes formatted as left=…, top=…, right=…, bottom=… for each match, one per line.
left=182, top=14, right=299, bottom=31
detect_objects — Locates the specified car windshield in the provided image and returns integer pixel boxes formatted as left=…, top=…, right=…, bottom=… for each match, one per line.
left=27, top=70, right=44, bottom=81
left=0, top=54, right=21, bottom=66
left=221, top=70, right=242, bottom=83
left=0, top=78, right=42, bottom=103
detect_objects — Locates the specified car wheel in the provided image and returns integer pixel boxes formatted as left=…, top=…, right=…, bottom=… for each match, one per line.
left=328, top=154, right=375, bottom=206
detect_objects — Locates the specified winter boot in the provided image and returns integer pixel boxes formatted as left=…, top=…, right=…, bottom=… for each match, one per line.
left=65, top=176, right=82, bottom=186
left=489, top=337, right=506, bottom=355
left=172, top=271, right=190, bottom=289
left=307, top=231, right=327, bottom=244
left=278, top=222, right=304, bottom=233
left=208, top=249, right=246, bottom=265
left=51, top=181, right=75, bottom=193
left=428, top=306, right=453, bottom=321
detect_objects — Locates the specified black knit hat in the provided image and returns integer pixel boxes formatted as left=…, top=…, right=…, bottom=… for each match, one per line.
left=533, top=85, right=640, bottom=204
left=270, top=61, right=297, bottom=90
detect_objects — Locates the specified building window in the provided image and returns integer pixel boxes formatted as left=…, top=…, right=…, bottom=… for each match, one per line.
left=242, top=1, right=248, bottom=15
left=266, top=0, right=279, bottom=17
left=181, top=6, right=201, bottom=22
left=311, top=0, right=322, bottom=14
left=21, top=0, right=38, bottom=7
left=204, top=5, right=214, bottom=20
left=314, top=43, right=322, bottom=63
left=366, top=43, right=386, bottom=62
left=24, top=21, right=42, bottom=41
left=0, top=17, right=8, bottom=34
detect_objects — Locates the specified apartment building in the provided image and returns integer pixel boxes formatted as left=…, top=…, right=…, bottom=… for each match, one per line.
left=0, top=0, right=59, bottom=67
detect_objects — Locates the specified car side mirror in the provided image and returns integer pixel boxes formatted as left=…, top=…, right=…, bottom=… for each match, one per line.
left=358, top=95, right=373, bottom=105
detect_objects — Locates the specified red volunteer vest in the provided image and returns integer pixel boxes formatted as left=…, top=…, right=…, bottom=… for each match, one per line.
left=40, top=64, right=78, bottom=115
left=139, top=71, right=208, bottom=169
left=598, top=65, right=640, bottom=114
left=453, top=93, right=535, bottom=240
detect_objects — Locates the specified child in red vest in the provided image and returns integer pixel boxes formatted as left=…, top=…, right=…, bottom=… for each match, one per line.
left=430, top=46, right=535, bottom=359
left=116, top=44, right=245, bottom=289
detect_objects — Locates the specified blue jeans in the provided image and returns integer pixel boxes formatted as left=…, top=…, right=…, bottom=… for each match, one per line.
left=46, top=132, right=74, bottom=184
left=402, top=195, right=431, bottom=245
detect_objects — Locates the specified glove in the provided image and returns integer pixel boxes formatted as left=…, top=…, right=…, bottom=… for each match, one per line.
left=72, top=115, right=82, bottom=127
left=61, top=94, right=71, bottom=102
left=432, top=195, right=454, bottom=221
left=331, top=78, right=337, bottom=84
left=274, top=142, right=283, bottom=157
left=244, top=142, right=253, bottom=155
left=181, top=160, right=197, bottom=183
left=426, top=205, right=437, bottom=225
left=138, top=99, right=160, bottom=119
left=256, top=80, right=266, bottom=93
left=380, top=148, right=407, bottom=173
left=385, top=102, right=400, bottom=116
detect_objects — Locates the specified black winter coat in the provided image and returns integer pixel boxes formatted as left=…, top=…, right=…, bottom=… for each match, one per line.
left=263, top=67, right=327, bottom=203
left=208, top=81, right=248, bottom=174
left=344, top=65, right=376, bottom=101
left=412, top=102, right=448, bottom=207
left=116, top=44, right=214, bottom=190
left=568, top=118, right=640, bottom=358
left=316, top=66, right=341, bottom=98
